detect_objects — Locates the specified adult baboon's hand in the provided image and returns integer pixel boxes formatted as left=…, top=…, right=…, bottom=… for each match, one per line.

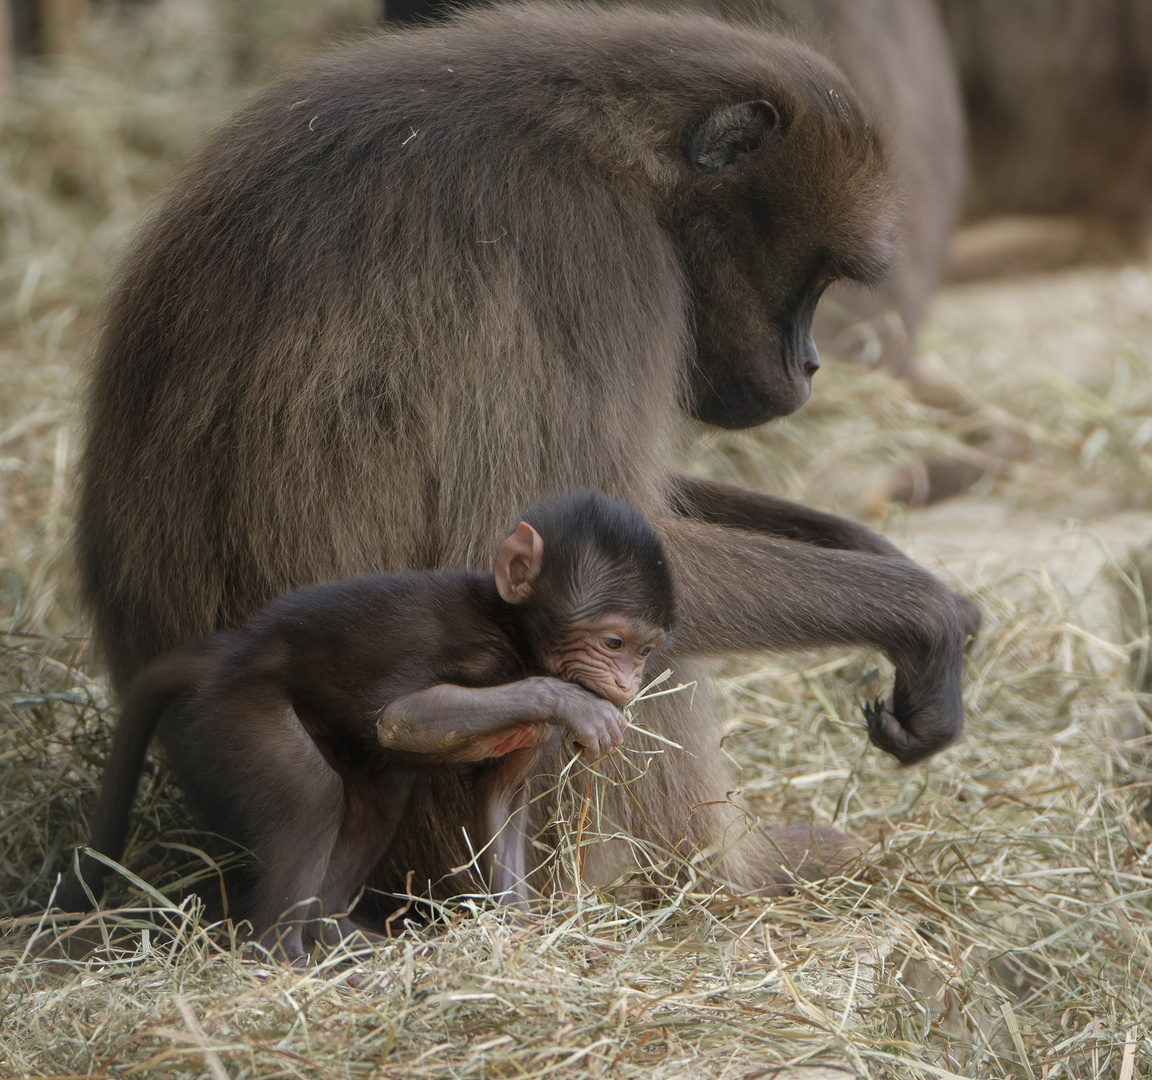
left=863, top=598, right=966, bottom=764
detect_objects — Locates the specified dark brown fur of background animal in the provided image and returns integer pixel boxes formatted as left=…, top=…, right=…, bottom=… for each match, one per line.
left=939, top=0, right=1152, bottom=252
left=76, top=4, right=972, bottom=904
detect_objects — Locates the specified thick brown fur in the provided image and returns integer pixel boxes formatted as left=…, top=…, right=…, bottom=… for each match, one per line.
left=384, top=0, right=965, bottom=373
left=939, top=0, right=1152, bottom=250
left=76, top=3, right=975, bottom=905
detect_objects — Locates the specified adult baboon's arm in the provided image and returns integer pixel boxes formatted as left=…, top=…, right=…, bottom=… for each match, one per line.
left=656, top=513, right=966, bottom=764
left=670, top=474, right=982, bottom=637
left=671, top=475, right=906, bottom=555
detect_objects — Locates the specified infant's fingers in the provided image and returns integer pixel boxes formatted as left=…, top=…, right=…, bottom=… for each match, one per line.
left=592, top=731, right=617, bottom=758
left=576, top=733, right=604, bottom=760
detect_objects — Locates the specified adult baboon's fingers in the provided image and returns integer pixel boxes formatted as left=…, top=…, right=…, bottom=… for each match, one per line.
left=863, top=695, right=961, bottom=765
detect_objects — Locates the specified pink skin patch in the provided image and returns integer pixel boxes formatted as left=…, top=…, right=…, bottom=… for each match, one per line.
left=478, top=724, right=538, bottom=758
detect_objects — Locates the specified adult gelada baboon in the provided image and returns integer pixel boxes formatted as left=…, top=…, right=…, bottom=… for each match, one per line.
left=938, top=0, right=1152, bottom=251
left=385, top=0, right=965, bottom=374
left=77, top=3, right=976, bottom=903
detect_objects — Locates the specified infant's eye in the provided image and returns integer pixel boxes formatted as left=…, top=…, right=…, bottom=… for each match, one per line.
left=602, top=635, right=623, bottom=650
left=639, top=645, right=654, bottom=657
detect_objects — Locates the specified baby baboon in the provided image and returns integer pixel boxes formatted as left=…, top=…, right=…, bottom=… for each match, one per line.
left=76, top=4, right=976, bottom=905
left=58, top=493, right=671, bottom=960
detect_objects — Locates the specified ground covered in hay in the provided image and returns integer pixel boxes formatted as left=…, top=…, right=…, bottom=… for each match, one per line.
left=1, top=3, right=1150, bottom=1078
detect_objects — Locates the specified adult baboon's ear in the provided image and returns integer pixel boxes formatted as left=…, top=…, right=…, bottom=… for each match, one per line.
left=687, top=100, right=782, bottom=172
left=495, top=522, right=544, bottom=604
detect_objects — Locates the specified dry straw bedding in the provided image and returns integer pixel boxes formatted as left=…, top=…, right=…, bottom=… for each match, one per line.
left=3, top=572, right=1150, bottom=1079
left=1, top=3, right=1151, bottom=1077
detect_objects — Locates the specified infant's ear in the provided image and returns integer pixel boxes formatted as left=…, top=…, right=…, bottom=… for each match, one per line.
left=495, top=522, right=544, bottom=604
